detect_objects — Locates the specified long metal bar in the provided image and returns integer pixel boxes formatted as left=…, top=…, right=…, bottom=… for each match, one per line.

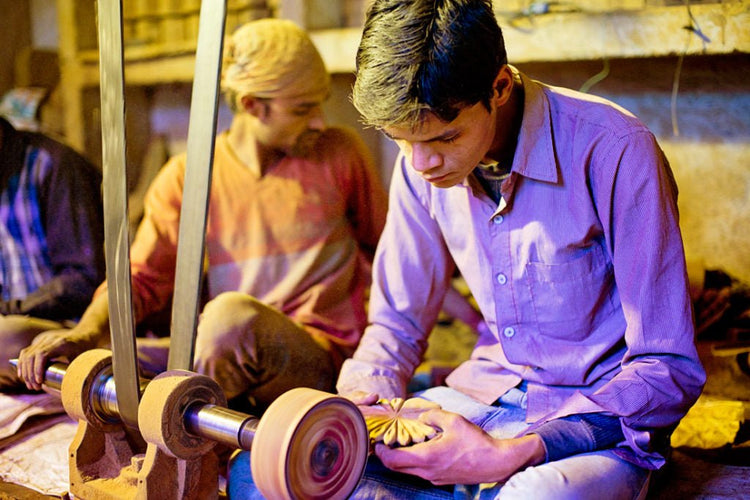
left=97, top=0, right=141, bottom=429
left=185, top=403, right=259, bottom=450
left=167, top=0, right=228, bottom=371
left=10, top=359, right=258, bottom=450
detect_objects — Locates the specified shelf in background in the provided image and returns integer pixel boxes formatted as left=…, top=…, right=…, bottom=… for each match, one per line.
left=311, top=3, right=749, bottom=74
left=66, top=3, right=749, bottom=86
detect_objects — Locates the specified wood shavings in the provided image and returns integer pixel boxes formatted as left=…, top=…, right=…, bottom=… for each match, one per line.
left=360, top=397, right=440, bottom=447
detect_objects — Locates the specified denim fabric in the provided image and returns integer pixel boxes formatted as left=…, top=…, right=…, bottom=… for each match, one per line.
left=454, top=450, right=649, bottom=500
left=534, top=413, right=624, bottom=462
left=226, top=451, right=455, bottom=500
left=351, top=456, right=455, bottom=499
left=416, top=385, right=531, bottom=439
left=226, top=451, right=264, bottom=500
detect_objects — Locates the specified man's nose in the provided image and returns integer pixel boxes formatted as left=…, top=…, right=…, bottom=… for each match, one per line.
left=409, top=142, right=440, bottom=172
left=307, top=107, right=326, bottom=131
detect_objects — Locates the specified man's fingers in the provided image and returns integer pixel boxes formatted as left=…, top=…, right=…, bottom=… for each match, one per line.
left=418, top=408, right=457, bottom=429
left=17, top=346, right=47, bottom=391
left=16, top=349, right=30, bottom=389
left=340, top=390, right=379, bottom=406
left=374, top=439, right=442, bottom=478
left=375, top=442, right=420, bottom=469
left=33, top=353, right=47, bottom=387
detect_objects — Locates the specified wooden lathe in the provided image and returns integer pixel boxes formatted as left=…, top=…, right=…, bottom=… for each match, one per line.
left=27, top=352, right=367, bottom=499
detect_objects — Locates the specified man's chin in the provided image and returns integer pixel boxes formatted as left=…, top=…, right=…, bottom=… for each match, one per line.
left=426, top=175, right=460, bottom=189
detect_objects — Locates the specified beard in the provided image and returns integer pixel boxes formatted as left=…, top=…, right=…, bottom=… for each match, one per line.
left=288, top=129, right=323, bottom=157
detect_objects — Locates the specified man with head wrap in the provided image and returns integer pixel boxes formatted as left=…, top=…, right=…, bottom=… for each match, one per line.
left=16, top=18, right=388, bottom=414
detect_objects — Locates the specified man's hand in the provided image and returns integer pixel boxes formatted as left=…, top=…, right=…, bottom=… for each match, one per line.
left=0, top=299, right=22, bottom=315
left=374, top=408, right=545, bottom=485
left=339, top=390, right=380, bottom=406
left=16, top=329, right=97, bottom=391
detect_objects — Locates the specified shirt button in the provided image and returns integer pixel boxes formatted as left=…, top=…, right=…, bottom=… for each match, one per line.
left=496, top=273, right=507, bottom=285
left=493, top=215, right=504, bottom=224
left=503, top=327, right=515, bottom=338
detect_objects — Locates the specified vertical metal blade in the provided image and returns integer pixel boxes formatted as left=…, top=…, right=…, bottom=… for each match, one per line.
left=97, top=0, right=141, bottom=428
left=168, top=0, right=228, bottom=371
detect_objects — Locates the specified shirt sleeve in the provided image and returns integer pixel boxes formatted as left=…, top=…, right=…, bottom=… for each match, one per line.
left=18, top=141, right=105, bottom=320
left=580, top=129, right=705, bottom=465
left=126, top=156, right=185, bottom=321
left=337, top=153, right=454, bottom=399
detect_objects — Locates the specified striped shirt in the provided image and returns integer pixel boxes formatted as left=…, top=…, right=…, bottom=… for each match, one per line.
left=0, top=117, right=104, bottom=319
left=0, top=146, right=53, bottom=300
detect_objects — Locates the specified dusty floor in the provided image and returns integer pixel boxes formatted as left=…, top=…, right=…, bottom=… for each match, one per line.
left=0, top=322, right=748, bottom=499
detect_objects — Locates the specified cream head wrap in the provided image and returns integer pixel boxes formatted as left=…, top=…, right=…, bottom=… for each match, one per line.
left=221, top=18, right=330, bottom=109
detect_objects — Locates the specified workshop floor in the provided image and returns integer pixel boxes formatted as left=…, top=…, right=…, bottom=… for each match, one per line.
left=0, top=322, right=748, bottom=499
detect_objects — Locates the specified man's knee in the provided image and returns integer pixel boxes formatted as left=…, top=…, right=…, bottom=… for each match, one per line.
left=497, top=453, right=648, bottom=500
left=200, top=292, right=263, bottom=329
left=195, top=292, right=262, bottom=360
left=497, top=464, right=571, bottom=500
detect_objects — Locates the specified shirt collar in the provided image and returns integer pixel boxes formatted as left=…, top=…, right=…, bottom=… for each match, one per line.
left=509, top=67, right=559, bottom=184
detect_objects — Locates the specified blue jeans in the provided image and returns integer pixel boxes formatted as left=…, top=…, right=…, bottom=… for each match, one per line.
left=227, top=386, right=650, bottom=499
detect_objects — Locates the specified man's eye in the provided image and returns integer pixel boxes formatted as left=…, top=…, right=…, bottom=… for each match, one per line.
left=441, top=136, right=458, bottom=144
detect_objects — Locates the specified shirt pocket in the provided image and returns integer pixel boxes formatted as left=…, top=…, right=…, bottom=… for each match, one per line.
left=525, top=244, right=615, bottom=340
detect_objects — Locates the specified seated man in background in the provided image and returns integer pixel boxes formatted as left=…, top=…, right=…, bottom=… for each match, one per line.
left=17, top=18, right=388, bottom=413
left=0, top=115, right=104, bottom=390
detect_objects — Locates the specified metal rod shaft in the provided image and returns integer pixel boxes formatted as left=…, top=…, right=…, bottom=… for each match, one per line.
left=185, top=403, right=258, bottom=450
left=11, top=359, right=259, bottom=450
left=9, top=359, right=67, bottom=393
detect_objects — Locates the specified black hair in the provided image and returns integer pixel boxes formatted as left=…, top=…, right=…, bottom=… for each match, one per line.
left=352, top=0, right=507, bottom=128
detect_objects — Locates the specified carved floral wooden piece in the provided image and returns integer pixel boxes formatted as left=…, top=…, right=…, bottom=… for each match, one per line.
left=360, top=397, right=441, bottom=447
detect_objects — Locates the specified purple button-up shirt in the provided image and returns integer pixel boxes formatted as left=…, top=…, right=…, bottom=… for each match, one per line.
left=337, top=72, right=705, bottom=467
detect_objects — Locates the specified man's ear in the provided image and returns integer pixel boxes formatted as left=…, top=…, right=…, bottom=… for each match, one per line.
left=491, top=66, right=514, bottom=107
left=240, top=95, right=267, bottom=118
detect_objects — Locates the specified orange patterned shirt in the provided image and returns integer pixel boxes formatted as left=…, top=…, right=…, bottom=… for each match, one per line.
left=126, top=126, right=387, bottom=352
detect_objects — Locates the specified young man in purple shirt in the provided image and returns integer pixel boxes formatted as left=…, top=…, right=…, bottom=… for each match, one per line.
left=228, top=1, right=705, bottom=498
left=332, top=0, right=706, bottom=498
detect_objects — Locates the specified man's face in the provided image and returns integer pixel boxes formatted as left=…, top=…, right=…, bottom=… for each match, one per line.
left=382, top=101, right=497, bottom=188
left=256, top=90, right=328, bottom=157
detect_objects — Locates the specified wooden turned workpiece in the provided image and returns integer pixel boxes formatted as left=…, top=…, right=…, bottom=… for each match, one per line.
left=250, top=388, right=369, bottom=500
